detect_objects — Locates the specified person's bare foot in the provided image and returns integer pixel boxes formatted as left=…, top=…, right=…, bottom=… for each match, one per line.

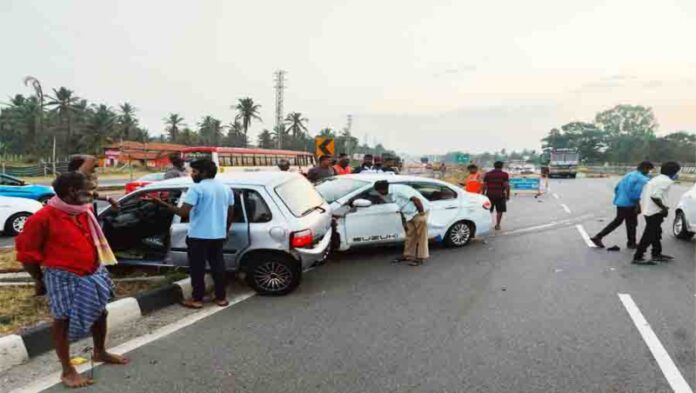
left=61, top=368, right=94, bottom=388
left=93, top=351, right=129, bottom=365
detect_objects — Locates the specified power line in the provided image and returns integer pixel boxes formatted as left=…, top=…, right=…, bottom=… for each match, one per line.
left=273, top=70, right=286, bottom=148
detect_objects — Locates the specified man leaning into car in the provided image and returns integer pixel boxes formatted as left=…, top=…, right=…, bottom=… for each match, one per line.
left=374, top=180, right=431, bottom=266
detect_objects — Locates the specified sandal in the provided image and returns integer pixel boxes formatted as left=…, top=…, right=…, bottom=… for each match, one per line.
left=408, top=260, right=423, bottom=267
left=214, top=299, right=230, bottom=307
left=181, top=299, right=204, bottom=309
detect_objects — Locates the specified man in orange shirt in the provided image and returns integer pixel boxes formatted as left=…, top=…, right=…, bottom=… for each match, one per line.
left=333, top=153, right=352, bottom=175
left=462, top=164, right=483, bottom=194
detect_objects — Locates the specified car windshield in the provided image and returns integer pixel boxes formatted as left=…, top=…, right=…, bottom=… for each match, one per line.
left=275, top=177, right=326, bottom=217
left=139, top=173, right=165, bottom=181
left=315, top=177, right=370, bottom=203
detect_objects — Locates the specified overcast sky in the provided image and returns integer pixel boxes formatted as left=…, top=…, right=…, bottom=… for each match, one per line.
left=1, top=0, right=695, bottom=154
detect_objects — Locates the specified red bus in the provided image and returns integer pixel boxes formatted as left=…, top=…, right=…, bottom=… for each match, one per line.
left=181, top=146, right=316, bottom=174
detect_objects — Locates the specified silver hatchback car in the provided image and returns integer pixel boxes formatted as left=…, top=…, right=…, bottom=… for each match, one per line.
left=98, top=171, right=332, bottom=296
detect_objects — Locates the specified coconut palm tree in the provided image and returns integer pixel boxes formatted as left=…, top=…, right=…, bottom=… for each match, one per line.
left=257, top=129, right=273, bottom=149
left=284, top=112, right=308, bottom=139
left=117, top=102, right=137, bottom=140
left=225, top=121, right=246, bottom=147
left=198, top=115, right=223, bottom=146
left=233, top=97, right=262, bottom=147
left=82, top=104, right=116, bottom=155
left=164, top=113, right=185, bottom=142
left=46, top=87, right=81, bottom=144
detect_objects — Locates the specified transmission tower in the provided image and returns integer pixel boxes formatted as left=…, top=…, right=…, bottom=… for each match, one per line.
left=274, top=70, right=286, bottom=148
left=346, top=114, right=352, bottom=134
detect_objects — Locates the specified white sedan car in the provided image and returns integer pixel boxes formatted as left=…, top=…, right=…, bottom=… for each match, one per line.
left=673, top=183, right=696, bottom=240
left=0, top=195, right=43, bottom=236
left=315, top=174, right=492, bottom=251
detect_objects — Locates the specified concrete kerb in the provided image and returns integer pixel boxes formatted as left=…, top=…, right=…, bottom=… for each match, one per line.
left=0, top=274, right=213, bottom=372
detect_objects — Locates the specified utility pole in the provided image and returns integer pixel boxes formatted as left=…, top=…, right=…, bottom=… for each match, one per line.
left=344, top=114, right=353, bottom=155
left=24, top=76, right=56, bottom=175
left=274, top=70, right=286, bottom=149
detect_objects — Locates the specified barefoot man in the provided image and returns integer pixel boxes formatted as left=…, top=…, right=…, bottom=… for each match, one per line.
left=16, top=172, right=128, bottom=388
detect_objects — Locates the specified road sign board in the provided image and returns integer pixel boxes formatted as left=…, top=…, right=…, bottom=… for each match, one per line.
left=455, top=153, right=470, bottom=164
left=315, top=137, right=335, bottom=157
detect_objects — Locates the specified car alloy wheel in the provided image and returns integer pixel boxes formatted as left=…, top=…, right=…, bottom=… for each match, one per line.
left=5, top=212, right=31, bottom=236
left=448, top=222, right=471, bottom=247
left=12, top=215, right=28, bottom=233
left=254, top=261, right=293, bottom=293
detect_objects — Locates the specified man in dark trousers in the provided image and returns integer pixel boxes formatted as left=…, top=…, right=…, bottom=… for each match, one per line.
left=151, top=159, right=234, bottom=307
left=483, top=161, right=510, bottom=230
left=633, top=161, right=681, bottom=265
left=591, top=161, right=654, bottom=249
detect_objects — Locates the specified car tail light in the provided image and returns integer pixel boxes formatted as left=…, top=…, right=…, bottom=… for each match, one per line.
left=482, top=200, right=491, bottom=210
left=290, top=229, right=313, bottom=248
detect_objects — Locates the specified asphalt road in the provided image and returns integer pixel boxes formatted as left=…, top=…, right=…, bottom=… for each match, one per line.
left=21, top=178, right=696, bottom=392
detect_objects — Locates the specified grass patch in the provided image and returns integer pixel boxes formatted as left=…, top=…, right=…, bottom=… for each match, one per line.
left=0, top=249, right=21, bottom=272
left=0, top=277, right=165, bottom=336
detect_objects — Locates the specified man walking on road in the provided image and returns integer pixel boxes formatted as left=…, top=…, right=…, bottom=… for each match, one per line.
left=633, top=161, right=681, bottom=265
left=307, top=155, right=336, bottom=183
left=375, top=181, right=431, bottom=266
left=16, top=172, right=128, bottom=388
left=590, top=161, right=654, bottom=249
left=164, top=153, right=187, bottom=179
left=483, top=161, right=510, bottom=230
left=152, top=159, right=234, bottom=307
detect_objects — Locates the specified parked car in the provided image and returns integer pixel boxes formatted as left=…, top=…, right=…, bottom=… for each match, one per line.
left=0, top=173, right=55, bottom=204
left=0, top=196, right=43, bottom=236
left=315, top=174, right=492, bottom=251
left=673, top=184, right=696, bottom=240
left=100, top=171, right=332, bottom=296
left=125, top=173, right=166, bottom=194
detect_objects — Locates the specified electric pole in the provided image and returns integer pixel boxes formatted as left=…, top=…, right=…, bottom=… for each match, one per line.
left=274, top=70, right=286, bottom=149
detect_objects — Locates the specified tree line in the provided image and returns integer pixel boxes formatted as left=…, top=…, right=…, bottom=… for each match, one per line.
left=541, top=105, right=695, bottom=164
left=0, top=85, right=394, bottom=162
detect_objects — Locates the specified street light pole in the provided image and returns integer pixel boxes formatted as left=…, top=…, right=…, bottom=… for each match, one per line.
left=24, top=76, right=56, bottom=174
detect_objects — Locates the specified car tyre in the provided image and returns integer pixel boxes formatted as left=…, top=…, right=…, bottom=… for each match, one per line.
left=444, top=221, right=474, bottom=247
left=38, top=195, right=52, bottom=205
left=673, top=211, right=694, bottom=240
left=245, top=253, right=301, bottom=296
left=5, top=212, right=31, bottom=236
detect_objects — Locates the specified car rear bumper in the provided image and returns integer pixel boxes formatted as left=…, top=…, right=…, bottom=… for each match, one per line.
left=293, top=227, right=333, bottom=269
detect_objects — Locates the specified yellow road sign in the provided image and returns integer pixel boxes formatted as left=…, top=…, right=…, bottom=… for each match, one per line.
left=315, top=137, right=335, bottom=157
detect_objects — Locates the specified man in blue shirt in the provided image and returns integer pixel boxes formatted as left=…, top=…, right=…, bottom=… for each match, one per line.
left=591, top=161, right=654, bottom=249
left=153, top=159, right=235, bottom=308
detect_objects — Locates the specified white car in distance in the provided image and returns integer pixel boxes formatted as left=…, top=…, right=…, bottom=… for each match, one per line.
left=0, top=195, right=43, bottom=236
left=673, top=183, right=696, bottom=240
left=315, top=174, right=492, bottom=251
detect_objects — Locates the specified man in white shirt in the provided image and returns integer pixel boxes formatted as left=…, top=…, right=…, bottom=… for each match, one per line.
left=633, top=161, right=681, bottom=265
left=374, top=181, right=431, bottom=266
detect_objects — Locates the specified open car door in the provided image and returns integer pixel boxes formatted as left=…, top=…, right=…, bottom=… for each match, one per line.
left=342, top=187, right=405, bottom=247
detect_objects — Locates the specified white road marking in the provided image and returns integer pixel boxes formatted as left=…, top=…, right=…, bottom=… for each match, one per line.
left=552, top=193, right=560, bottom=199
left=560, top=203, right=572, bottom=214
left=499, top=214, right=594, bottom=237
left=575, top=224, right=596, bottom=247
left=10, top=291, right=256, bottom=393
left=618, top=294, right=693, bottom=393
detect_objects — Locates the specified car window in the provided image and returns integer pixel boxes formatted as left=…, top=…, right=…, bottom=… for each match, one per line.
left=315, top=177, right=370, bottom=203
left=243, top=190, right=272, bottom=223
left=275, top=177, right=325, bottom=217
left=139, top=173, right=165, bottom=181
left=179, top=188, right=245, bottom=224
left=352, top=188, right=390, bottom=205
left=0, top=175, right=23, bottom=186
left=405, top=183, right=457, bottom=201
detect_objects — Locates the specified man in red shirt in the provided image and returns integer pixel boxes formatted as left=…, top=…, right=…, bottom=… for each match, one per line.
left=16, top=172, right=128, bottom=388
left=483, top=161, right=510, bottom=230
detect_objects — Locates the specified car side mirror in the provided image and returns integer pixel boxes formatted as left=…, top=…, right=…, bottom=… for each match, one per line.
left=352, top=199, right=372, bottom=208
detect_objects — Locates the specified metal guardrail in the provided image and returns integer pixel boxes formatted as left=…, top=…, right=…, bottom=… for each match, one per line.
left=0, top=162, right=69, bottom=177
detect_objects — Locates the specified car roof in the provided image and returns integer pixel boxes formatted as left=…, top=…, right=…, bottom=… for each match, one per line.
left=141, top=170, right=301, bottom=190
left=341, top=173, right=451, bottom=184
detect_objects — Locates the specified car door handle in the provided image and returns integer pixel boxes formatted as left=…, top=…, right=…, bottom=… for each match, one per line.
left=445, top=206, right=458, bottom=210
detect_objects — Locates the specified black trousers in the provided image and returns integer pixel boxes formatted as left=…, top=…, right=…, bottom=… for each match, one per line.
left=634, top=214, right=665, bottom=259
left=186, top=238, right=227, bottom=301
left=595, top=206, right=638, bottom=245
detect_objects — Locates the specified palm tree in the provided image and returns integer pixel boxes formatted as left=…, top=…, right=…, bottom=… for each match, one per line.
left=318, top=128, right=336, bottom=138
left=82, top=104, right=116, bottom=155
left=117, top=102, right=137, bottom=140
left=225, top=121, right=246, bottom=147
left=271, top=125, right=290, bottom=149
left=164, top=113, right=185, bottom=142
left=234, top=97, right=262, bottom=147
left=257, top=129, right=273, bottom=149
left=284, top=112, right=308, bottom=138
left=198, top=116, right=223, bottom=146
left=46, top=87, right=81, bottom=144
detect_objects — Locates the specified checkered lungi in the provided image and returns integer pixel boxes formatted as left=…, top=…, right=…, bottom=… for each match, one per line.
left=43, top=266, right=114, bottom=342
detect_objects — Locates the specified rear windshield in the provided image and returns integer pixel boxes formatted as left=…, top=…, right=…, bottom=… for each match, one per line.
left=275, top=177, right=325, bottom=217
left=315, top=177, right=370, bottom=203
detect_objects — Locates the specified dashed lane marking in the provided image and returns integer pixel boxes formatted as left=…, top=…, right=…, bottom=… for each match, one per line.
left=575, top=224, right=596, bottom=248
left=618, top=294, right=693, bottom=393
left=552, top=193, right=560, bottom=199
left=560, top=203, right=572, bottom=214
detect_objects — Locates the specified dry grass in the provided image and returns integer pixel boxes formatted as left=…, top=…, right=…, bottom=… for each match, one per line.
left=0, top=249, right=21, bottom=272
left=0, top=278, right=163, bottom=336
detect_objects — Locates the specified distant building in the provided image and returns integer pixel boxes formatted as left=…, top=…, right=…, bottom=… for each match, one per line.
left=103, top=141, right=187, bottom=169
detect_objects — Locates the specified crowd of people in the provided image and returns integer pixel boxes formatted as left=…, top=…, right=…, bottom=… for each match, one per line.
left=305, top=153, right=400, bottom=183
